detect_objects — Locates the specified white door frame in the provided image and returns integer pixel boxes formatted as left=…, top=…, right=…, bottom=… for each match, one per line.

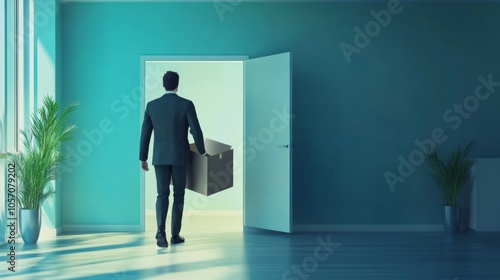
left=139, top=55, right=248, bottom=232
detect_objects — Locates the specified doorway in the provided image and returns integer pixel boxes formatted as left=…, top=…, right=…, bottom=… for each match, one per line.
left=139, top=53, right=293, bottom=234
left=142, top=57, right=245, bottom=233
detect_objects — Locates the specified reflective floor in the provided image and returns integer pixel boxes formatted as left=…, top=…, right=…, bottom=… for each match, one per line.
left=1, top=214, right=500, bottom=280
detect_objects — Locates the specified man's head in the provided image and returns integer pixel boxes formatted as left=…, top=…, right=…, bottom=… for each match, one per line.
left=163, top=71, right=179, bottom=91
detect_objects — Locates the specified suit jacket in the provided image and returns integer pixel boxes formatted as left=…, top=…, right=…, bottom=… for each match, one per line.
left=139, top=93, right=206, bottom=166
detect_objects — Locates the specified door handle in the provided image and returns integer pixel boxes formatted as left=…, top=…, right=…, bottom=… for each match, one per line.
left=276, top=145, right=289, bottom=148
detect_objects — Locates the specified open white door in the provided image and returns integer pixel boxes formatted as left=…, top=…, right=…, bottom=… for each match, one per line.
left=244, top=53, right=292, bottom=233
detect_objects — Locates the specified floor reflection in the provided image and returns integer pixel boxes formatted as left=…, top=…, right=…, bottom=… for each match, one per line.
left=1, top=218, right=500, bottom=279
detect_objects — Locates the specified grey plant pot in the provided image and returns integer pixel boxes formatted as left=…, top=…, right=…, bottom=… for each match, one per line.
left=19, top=209, right=42, bottom=244
left=444, top=205, right=460, bottom=234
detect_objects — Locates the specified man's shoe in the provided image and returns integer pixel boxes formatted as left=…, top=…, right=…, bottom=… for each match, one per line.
left=170, top=235, right=185, bottom=244
left=155, top=230, right=169, bottom=248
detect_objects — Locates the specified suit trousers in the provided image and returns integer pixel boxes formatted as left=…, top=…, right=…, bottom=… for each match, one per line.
left=154, top=164, right=187, bottom=236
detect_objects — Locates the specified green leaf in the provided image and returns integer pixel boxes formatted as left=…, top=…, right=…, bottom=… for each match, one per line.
left=7, top=96, right=78, bottom=209
left=424, top=142, right=475, bottom=206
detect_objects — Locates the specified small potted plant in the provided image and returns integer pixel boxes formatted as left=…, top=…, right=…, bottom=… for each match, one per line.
left=425, top=142, right=475, bottom=234
left=7, top=96, right=77, bottom=244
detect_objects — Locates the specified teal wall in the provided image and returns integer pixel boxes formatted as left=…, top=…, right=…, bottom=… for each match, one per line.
left=60, top=2, right=500, bottom=227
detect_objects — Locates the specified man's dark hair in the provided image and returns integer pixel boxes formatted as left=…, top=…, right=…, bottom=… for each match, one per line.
left=163, top=71, right=179, bottom=91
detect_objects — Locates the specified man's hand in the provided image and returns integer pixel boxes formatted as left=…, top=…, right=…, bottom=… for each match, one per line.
left=141, top=161, right=149, bottom=171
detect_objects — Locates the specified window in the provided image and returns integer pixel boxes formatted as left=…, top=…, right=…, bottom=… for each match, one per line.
left=1, top=0, right=8, bottom=246
left=1, top=0, right=25, bottom=245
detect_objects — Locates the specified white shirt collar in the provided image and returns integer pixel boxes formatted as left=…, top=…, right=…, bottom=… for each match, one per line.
left=165, top=91, right=177, bottom=94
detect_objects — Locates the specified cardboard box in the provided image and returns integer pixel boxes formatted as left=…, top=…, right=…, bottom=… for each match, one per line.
left=187, top=139, right=233, bottom=196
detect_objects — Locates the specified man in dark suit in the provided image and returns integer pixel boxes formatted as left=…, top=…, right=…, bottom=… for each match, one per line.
left=139, top=71, right=207, bottom=248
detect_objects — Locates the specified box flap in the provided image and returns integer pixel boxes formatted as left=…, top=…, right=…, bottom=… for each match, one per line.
left=205, top=138, right=232, bottom=155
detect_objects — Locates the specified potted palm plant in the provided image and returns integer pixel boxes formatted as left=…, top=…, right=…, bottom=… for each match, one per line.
left=425, top=142, right=475, bottom=234
left=7, top=96, right=77, bottom=244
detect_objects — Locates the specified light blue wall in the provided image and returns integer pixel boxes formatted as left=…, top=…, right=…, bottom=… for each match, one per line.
left=60, top=2, right=500, bottom=227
